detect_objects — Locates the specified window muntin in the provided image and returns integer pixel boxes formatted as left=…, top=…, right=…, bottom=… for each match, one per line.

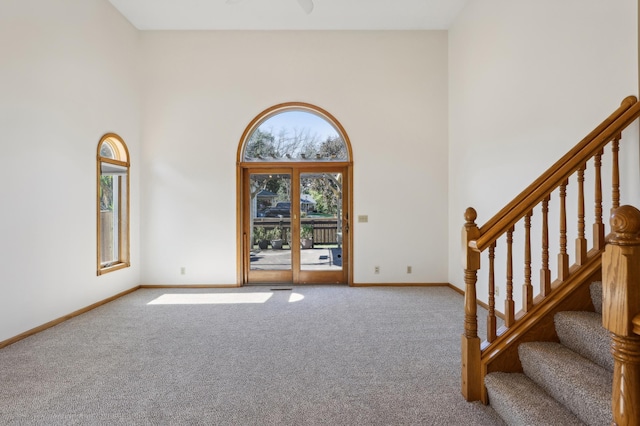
left=97, top=134, right=130, bottom=275
left=242, top=109, right=349, bottom=162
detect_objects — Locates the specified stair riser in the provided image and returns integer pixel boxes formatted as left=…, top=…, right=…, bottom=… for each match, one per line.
left=590, top=281, right=603, bottom=314
left=555, top=310, right=613, bottom=372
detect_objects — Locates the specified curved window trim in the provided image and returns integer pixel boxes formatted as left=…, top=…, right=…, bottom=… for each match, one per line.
left=236, top=102, right=353, bottom=165
left=97, top=133, right=130, bottom=276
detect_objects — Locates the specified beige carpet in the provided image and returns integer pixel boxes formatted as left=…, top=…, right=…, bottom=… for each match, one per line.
left=0, top=286, right=503, bottom=425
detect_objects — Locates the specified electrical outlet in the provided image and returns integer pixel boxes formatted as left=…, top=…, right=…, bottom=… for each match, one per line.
left=407, top=266, right=412, bottom=274
left=495, top=286, right=500, bottom=297
left=180, top=267, right=186, bottom=275
left=374, top=266, right=380, bottom=274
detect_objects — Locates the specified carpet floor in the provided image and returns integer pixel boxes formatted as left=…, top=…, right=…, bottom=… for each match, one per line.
left=0, top=286, right=503, bottom=425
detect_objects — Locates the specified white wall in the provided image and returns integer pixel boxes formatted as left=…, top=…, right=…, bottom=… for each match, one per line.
left=5, top=0, right=637, bottom=342
left=0, top=0, right=141, bottom=342
left=448, top=0, right=639, bottom=294
left=139, top=31, right=449, bottom=285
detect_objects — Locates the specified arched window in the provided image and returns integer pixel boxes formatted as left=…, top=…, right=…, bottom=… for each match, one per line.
left=97, top=133, right=130, bottom=275
left=241, top=108, right=350, bottom=162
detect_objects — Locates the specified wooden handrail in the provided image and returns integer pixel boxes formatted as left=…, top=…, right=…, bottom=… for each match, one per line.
left=471, top=96, right=639, bottom=252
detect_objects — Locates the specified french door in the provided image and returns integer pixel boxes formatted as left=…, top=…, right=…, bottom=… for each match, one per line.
left=241, top=166, right=349, bottom=285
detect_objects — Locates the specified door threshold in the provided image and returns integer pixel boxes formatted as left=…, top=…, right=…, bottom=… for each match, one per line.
left=244, top=283, right=293, bottom=290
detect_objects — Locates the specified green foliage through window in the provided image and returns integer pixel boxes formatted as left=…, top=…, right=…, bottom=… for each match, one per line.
left=100, top=175, right=113, bottom=211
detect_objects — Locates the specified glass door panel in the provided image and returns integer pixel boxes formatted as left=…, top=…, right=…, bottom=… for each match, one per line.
left=243, top=167, right=348, bottom=285
left=247, top=172, right=292, bottom=283
left=299, top=172, right=343, bottom=272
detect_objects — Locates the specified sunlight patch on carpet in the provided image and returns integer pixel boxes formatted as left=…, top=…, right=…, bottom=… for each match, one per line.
left=147, top=293, right=274, bottom=305
left=288, top=292, right=304, bottom=303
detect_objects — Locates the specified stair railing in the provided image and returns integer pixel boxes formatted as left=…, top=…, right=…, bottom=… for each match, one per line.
left=461, top=95, right=640, bottom=403
left=602, top=205, right=640, bottom=426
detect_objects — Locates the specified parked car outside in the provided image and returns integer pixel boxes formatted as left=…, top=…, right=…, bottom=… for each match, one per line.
left=264, top=202, right=291, bottom=217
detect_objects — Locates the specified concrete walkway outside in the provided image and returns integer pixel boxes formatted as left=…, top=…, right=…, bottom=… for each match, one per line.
left=250, top=247, right=342, bottom=271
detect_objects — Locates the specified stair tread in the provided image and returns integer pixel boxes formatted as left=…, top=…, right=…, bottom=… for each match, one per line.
left=554, top=310, right=613, bottom=372
left=485, top=372, right=584, bottom=425
left=519, top=341, right=612, bottom=426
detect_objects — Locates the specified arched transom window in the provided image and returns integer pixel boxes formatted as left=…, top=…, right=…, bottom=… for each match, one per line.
left=241, top=108, right=350, bottom=163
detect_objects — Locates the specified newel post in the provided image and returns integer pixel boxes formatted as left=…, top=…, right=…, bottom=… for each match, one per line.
left=602, top=205, right=640, bottom=426
left=461, top=207, right=482, bottom=401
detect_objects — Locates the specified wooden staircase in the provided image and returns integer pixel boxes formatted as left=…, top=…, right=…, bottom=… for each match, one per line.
left=460, top=96, right=640, bottom=425
left=485, top=281, right=612, bottom=425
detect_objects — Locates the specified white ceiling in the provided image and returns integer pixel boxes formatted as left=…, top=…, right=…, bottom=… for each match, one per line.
left=108, top=0, right=469, bottom=31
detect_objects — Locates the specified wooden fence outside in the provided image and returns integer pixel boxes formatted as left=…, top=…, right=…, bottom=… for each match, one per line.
left=253, top=218, right=340, bottom=245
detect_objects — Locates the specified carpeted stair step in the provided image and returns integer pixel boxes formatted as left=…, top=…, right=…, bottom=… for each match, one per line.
left=485, top=372, right=583, bottom=425
left=554, top=310, right=613, bottom=372
left=519, top=341, right=612, bottom=426
left=590, top=281, right=602, bottom=314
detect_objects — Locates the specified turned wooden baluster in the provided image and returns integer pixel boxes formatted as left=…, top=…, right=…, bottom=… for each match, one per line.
left=540, top=196, right=552, bottom=296
left=505, top=226, right=515, bottom=327
left=602, top=205, right=640, bottom=426
left=487, top=243, right=497, bottom=342
left=594, top=149, right=605, bottom=250
left=576, top=164, right=588, bottom=265
left=611, top=135, right=621, bottom=212
left=523, top=211, right=533, bottom=312
left=558, top=180, right=570, bottom=281
left=461, top=207, right=481, bottom=401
